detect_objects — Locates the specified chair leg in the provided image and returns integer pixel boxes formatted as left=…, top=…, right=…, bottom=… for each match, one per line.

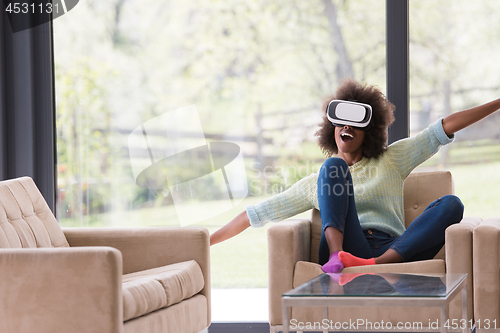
left=270, top=325, right=280, bottom=333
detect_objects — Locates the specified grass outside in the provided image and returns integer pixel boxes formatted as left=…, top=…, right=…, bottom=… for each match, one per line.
left=418, top=140, right=500, bottom=219
left=60, top=142, right=500, bottom=288
left=447, top=161, right=500, bottom=219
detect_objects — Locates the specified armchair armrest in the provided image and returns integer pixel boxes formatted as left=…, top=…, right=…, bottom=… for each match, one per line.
left=446, top=216, right=481, bottom=321
left=63, top=226, right=211, bottom=325
left=0, top=247, right=122, bottom=333
left=473, top=217, right=500, bottom=324
left=267, top=218, right=311, bottom=326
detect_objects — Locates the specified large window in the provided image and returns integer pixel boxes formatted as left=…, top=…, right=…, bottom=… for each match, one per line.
left=409, top=0, right=500, bottom=218
left=54, top=0, right=385, bottom=322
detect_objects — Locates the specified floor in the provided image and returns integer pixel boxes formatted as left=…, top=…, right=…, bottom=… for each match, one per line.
left=211, top=288, right=269, bottom=322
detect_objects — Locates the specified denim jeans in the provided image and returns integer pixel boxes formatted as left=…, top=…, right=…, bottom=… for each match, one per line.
left=317, top=157, right=464, bottom=266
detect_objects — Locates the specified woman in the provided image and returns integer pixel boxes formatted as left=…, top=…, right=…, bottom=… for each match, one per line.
left=210, top=79, right=500, bottom=273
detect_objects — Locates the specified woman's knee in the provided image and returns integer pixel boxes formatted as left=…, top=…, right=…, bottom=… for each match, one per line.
left=441, top=195, right=464, bottom=221
left=323, top=157, right=348, bottom=168
left=320, top=157, right=349, bottom=177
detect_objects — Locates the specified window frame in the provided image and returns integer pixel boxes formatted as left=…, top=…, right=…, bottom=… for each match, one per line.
left=0, top=9, right=57, bottom=212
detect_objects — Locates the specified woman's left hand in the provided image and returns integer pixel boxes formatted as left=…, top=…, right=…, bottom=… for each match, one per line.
left=442, top=98, right=500, bottom=136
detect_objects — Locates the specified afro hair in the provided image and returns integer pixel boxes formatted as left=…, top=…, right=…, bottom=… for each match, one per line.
left=315, top=79, right=395, bottom=159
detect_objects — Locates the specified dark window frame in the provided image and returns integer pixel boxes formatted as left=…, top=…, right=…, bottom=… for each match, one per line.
left=387, top=0, right=409, bottom=144
left=0, top=9, right=57, bottom=212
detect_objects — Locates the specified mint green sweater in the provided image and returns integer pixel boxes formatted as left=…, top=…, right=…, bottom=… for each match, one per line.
left=245, top=119, right=454, bottom=237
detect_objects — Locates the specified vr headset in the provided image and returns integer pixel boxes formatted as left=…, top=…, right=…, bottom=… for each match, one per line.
left=327, top=100, right=372, bottom=130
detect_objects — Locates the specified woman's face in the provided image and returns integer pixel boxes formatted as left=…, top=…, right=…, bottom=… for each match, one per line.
left=334, top=125, right=365, bottom=156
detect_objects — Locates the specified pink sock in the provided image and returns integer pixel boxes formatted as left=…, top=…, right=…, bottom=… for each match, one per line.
left=322, top=251, right=344, bottom=273
left=338, top=251, right=375, bottom=268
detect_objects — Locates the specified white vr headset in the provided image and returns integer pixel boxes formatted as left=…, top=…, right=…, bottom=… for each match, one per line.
left=327, top=100, right=372, bottom=129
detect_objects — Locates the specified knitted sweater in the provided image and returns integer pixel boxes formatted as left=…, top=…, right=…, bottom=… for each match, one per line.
left=245, top=118, right=454, bottom=237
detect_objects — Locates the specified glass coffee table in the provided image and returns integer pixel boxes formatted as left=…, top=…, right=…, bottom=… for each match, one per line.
left=282, top=273, right=468, bottom=333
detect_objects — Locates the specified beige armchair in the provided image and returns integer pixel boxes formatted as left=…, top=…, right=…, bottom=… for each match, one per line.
left=0, top=177, right=210, bottom=333
left=472, top=217, right=500, bottom=332
left=268, top=171, right=480, bottom=332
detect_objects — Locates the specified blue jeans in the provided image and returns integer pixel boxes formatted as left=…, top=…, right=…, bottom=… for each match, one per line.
left=317, top=157, right=464, bottom=266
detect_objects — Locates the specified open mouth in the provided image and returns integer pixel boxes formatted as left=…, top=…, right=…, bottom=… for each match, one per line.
left=340, top=132, right=354, bottom=143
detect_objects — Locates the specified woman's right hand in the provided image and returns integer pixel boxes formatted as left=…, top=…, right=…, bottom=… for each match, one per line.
left=210, top=210, right=251, bottom=246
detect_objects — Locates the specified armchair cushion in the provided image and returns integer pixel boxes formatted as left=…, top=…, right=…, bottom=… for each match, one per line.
left=123, top=294, right=208, bottom=333
left=403, top=171, right=454, bottom=228
left=0, top=177, right=69, bottom=248
left=122, top=260, right=204, bottom=321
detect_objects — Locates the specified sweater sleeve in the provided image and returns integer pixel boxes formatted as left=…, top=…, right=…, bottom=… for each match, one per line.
left=245, top=172, right=317, bottom=228
left=386, top=118, right=454, bottom=179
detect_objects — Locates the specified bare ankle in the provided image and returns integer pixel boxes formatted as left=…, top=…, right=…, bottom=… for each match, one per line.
left=324, top=227, right=343, bottom=254
left=375, top=249, right=403, bottom=264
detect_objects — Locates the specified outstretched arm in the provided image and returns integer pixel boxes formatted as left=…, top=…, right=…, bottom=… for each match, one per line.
left=442, top=98, right=500, bottom=136
left=210, top=172, right=317, bottom=245
left=210, top=211, right=250, bottom=246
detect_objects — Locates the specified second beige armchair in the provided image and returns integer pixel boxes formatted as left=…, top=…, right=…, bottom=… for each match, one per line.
left=268, top=171, right=480, bottom=332
left=473, top=217, right=500, bottom=332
